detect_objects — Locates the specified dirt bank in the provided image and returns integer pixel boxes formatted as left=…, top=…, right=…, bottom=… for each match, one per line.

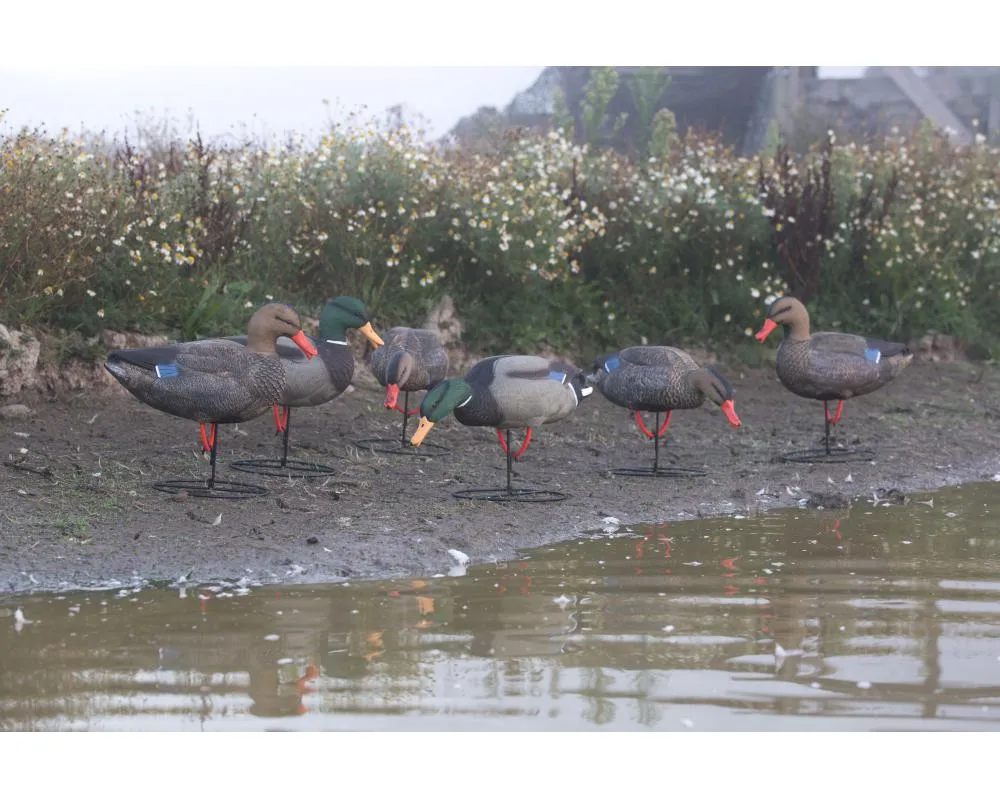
left=2, top=357, right=1000, bottom=594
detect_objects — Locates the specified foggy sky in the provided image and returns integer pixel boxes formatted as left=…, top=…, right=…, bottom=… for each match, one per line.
left=1, top=66, right=867, bottom=142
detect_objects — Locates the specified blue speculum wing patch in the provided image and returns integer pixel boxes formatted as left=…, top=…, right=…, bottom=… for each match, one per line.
left=548, top=370, right=567, bottom=383
left=155, top=363, right=180, bottom=378
left=604, top=356, right=621, bottom=372
left=863, top=347, right=882, bottom=364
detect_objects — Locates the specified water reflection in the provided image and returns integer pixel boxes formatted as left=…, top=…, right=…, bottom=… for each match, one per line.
left=2, top=482, right=1000, bottom=731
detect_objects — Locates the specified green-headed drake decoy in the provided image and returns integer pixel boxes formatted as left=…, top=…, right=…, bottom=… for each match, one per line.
left=104, top=302, right=317, bottom=497
left=588, top=346, right=742, bottom=477
left=363, top=326, right=450, bottom=453
left=755, top=296, right=913, bottom=461
left=226, top=296, right=384, bottom=473
left=409, top=354, right=594, bottom=502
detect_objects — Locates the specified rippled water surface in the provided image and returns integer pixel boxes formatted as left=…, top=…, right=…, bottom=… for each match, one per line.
left=3, top=482, right=1000, bottom=731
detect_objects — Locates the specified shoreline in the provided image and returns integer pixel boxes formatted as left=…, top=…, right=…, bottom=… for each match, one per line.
left=2, top=359, right=1000, bottom=596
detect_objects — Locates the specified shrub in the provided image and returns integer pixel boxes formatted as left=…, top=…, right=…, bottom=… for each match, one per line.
left=1, top=109, right=998, bottom=363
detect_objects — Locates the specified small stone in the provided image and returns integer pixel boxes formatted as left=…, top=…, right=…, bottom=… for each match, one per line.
left=0, top=404, right=34, bottom=420
left=306, top=536, right=319, bottom=545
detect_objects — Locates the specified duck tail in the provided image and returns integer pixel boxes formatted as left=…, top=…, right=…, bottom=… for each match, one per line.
left=570, top=373, right=594, bottom=402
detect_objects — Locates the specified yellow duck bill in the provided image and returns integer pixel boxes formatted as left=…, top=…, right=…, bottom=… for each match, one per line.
left=410, top=417, right=435, bottom=447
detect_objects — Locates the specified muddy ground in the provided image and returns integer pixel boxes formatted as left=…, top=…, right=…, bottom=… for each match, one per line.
left=2, top=356, right=1000, bottom=594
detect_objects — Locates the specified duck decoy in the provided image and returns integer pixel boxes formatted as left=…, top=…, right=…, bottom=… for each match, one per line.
left=104, top=302, right=317, bottom=498
left=588, top=346, right=742, bottom=477
left=408, top=354, right=594, bottom=502
left=755, top=296, right=913, bottom=462
left=226, top=296, right=384, bottom=477
left=358, top=326, right=450, bottom=456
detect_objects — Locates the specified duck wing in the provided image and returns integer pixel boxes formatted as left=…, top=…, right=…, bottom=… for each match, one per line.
left=601, top=346, right=700, bottom=411
left=410, top=329, right=450, bottom=382
left=226, top=334, right=314, bottom=362
left=619, top=346, right=698, bottom=370
left=106, top=339, right=284, bottom=422
left=809, top=332, right=871, bottom=356
left=111, top=339, right=250, bottom=376
left=471, top=355, right=585, bottom=427
left=803, top=332, right=910, bottom=399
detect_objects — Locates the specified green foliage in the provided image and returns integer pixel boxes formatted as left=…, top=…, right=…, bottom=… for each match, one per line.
left=761, top=119, right=782, bottom=159
left=550, top=88, right=575, bottom=139
left=581, top=67, right=623, bottom=146
left=628, top=67, right=672, bottom=159
left=648, top=109, right=680, bottom=161
left=1, top=110, right=999, bottom=365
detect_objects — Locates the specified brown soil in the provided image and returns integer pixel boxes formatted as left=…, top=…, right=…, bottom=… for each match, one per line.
left=2, top=358, right=1000, bottom=594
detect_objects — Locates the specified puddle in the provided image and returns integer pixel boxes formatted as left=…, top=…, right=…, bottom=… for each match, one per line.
left=2, top=482, right=1000, bottom=731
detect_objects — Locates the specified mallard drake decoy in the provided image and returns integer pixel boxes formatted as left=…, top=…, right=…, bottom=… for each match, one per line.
left=755, top=296, right=913, bottom=455
left=409, top=355, right=593, bottom=500
left=587, top=346, right=741, bottom=474
left=367, top=326, right=449, bottom=446
left=104, top=302, right=317, bottom=490
left=227, top=296, right=383, bottom=463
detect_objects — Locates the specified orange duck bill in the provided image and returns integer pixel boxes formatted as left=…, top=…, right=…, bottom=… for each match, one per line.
left=290, top=330, right=318, bottom=359
left=754, top=319, right=778, bottom=342
left=360, top=322, right=385, bottom=347
left=384, top=383, right=400, bottom=409
left=721, top=399, right=742, bottom=427
left=410, top=417, right=435, bottom=447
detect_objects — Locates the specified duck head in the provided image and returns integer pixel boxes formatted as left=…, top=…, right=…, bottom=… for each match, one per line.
left=691, top=365, right=742, bottom=427
left=410, top=379, right=473, bottom=447
left=319, top=296, right=385, bottom=348
left=383, top=351, right=415, bottom=409
left=755, top=296, right=809, bottom=342
left=248, top=303, right=317, bottom=358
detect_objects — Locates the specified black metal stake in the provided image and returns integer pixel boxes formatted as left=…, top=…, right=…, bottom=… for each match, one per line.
left=153, top=423, right=267, bottom=499
left=450, top=427, right=567, bottom=502
left=208, top=426, right=219, bottom=488
left=229, top=404, right=341, bottom=480
left=354, top=389, right=449, bottom=458
left=652, top=411, right=661, bottom=472
left=505, top=429, right=513, bottom=496
left=779, top=399, right=875, bottom=464
left=610, top=409, right=704, bottom=479
left=399, top=392, right=411, bottom=448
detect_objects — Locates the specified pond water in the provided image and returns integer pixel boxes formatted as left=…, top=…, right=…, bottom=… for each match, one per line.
left=2, top=482, right=1000, bottom=731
